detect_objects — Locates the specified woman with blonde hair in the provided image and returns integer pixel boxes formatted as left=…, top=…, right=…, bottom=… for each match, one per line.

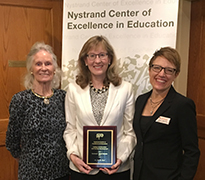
left=64, top=35, right=137, bottom=180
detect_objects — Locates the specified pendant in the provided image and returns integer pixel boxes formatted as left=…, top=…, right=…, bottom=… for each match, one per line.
left=44, top=98, right=49, bottom=104
left=150, top=110, right=153, bottom=114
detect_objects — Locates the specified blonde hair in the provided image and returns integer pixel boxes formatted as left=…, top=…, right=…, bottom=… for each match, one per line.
left=76, top=35, right=122, bottom=89
left=24, top=42, right=61, bottom=89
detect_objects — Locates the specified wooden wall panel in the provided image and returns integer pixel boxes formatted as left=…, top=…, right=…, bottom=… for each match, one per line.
left=0, top=119, right=8, bottom=146
left=0, top=146, right=18, bottom=180
left=0, top=5, right=52, bottom=119
left=195, top=138, right=205, bottom=180
left=188, top=0, right=205, bottom=179
left=0, top=0, right=63, bottom=179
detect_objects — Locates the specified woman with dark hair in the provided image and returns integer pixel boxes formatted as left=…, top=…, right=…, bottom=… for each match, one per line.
left=63, top=35, right=137, bottom=180
left=133, top=47, right=200, bottom=180
left=6, top=42, right=69, bottom=180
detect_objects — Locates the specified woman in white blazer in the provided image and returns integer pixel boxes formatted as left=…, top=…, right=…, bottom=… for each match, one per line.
left=63, top=35, right=137, bottom=180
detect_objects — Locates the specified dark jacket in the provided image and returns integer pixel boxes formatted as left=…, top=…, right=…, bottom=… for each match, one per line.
left=133, top=86, right=200, bottom=180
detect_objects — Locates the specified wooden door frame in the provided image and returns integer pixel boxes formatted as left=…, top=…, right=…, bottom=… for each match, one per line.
left=0, top=1, right=63, bottom=179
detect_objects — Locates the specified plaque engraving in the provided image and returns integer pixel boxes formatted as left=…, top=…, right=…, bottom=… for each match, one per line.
left=83, top=126, right=117, bottom=168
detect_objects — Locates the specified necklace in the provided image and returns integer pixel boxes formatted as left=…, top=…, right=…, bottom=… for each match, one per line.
left=150, top=97, right=164, bottom=115
left=90, top=82, right=109, bottom=94
left=31, top=89, right=54, bottom=104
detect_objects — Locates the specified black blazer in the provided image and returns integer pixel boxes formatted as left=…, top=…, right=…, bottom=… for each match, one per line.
left=133, top=86, right=200, bottom=180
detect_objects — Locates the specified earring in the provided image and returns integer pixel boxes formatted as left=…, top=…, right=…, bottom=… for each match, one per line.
left=85, top=64, right=88, bottom=66
left=31, top=72, right=33, bottom=75
left=54, top=71, right=56, bottom=75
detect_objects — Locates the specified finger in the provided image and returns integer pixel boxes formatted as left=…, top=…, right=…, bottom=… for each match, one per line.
left=111, top=159, right=121, bottom=169
left=102, top=168, right=110, bottom=174
left=103, top=168, right=118, bottom=175
left=81, top=168, right=92, bottom=174
left=78, top=165, right=92, bottom=174
left=84, top=164, right=92, bottom=171
left=99, top=168, right=107, bottom=173
left=111, top=163, right=119, bottom=169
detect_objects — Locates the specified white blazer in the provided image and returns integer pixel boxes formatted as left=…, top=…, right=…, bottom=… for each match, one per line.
left=63, top=80, right=137, bottom=174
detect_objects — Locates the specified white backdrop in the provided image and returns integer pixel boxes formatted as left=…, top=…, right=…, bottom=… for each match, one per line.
left=61, top=0, right=179, bottom=98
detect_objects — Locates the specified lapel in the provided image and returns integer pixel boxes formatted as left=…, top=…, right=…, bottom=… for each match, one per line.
left=80, top=85, right=97, bottom=125
left=101, top=83, right=118, bottom=125
left=134, top=91, right=150, bottom=138
left=142, top=86, right=176, bottom=136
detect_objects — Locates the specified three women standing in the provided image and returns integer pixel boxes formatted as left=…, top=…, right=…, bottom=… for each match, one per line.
left=6, top=38, right=199, bottom=180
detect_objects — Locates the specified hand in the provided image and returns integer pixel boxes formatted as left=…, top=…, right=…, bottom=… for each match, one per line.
left=99, top=159, right=122, bottom=175
left=70, top=154, right=92, bottom=174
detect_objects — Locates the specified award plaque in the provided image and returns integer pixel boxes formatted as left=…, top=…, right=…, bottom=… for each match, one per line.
left=83, top=126, right=117, bottom=168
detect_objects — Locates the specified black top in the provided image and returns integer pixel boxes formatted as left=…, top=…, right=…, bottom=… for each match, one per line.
left=133, top=86, right=200, bottom=180
left=6, top=89, right=69, bottom=180
left=140, top=116, right=152, bottom=137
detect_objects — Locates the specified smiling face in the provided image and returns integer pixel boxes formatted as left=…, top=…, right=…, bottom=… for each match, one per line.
left=32, top=50, right=55, bottom=86
left=149, top=56, right=179, bottom=94
left=84, top=45, right=111, bottom=81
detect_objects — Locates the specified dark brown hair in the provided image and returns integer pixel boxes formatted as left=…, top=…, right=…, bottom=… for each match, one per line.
left=149, top=47, right=181, bottom=73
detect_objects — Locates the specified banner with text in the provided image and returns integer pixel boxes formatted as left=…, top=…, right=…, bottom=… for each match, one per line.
left=62, top=0, right=179, bottom=98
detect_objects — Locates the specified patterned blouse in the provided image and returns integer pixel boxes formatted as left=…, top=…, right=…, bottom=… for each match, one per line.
left=90, top=88, right=108, bottom=125
left=6, top=89, right=69, bottom=180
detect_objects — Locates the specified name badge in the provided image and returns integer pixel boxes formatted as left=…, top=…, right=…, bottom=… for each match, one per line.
left=156, top=116, right=171, bottom=125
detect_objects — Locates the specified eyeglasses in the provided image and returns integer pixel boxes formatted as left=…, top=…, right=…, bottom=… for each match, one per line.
left=151, top=64, right=176, bottom=75
left=87, top=53, right=108, bottom=61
